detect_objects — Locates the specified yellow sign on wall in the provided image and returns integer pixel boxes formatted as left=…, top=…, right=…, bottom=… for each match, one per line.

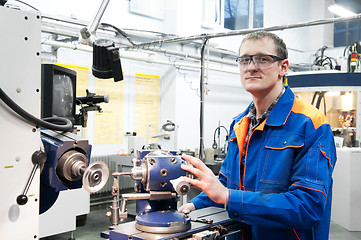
left=94, top=78, right=124, bottom=144
left=134, top=73, right=160, bottom=144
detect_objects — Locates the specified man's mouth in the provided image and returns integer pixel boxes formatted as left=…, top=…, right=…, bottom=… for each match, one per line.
left=245, top=76, right=261, bottom=80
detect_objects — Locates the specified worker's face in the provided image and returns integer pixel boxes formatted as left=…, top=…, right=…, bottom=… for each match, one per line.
left=238, top=37, right=288, bottom=97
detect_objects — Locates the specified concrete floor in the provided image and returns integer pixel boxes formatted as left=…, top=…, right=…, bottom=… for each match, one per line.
left=329, top=222, right=361, bottom=240
left=40, top=206, right=113, bottom=240
left=40, top=205, right=361, bottom=240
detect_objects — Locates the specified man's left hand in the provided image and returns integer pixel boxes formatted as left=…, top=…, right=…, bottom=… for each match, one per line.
left=181, top=154, right=228, bottom=205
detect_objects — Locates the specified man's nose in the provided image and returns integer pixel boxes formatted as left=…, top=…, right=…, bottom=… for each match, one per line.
left=247, top=59, right=258, bottom=70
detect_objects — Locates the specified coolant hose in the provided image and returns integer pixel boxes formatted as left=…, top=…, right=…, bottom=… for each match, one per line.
left=0, top=87, right=73, bottom=132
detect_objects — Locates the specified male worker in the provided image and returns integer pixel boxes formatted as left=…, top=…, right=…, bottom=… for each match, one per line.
left=180, top=31, right=337, bottom=240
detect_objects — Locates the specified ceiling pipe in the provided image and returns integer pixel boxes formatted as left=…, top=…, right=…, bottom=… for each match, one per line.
left=42, top=39, right=240, bottom=75
left=131, top=13, right=361, bottom=48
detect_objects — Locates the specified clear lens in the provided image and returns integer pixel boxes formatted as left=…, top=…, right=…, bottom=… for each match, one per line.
left=236, top=55, right=282, bottom=70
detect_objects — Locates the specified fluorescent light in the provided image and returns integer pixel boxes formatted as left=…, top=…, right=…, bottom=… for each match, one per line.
left=325, top=91, right=341, bottom=96
left=328, top=4, right=356, bottom=17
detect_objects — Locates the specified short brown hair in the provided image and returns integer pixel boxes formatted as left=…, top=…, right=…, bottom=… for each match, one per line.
left=240, top=31, right=288, bottom=59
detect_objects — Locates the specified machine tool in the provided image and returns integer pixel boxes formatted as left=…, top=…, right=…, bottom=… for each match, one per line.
left=0, top=7, right=108, bottom=239
left=39, top=129, right=109, bottom=214
left=92, top=149, right=242, bottom=240
left=104, top=150, right=192, bottom=233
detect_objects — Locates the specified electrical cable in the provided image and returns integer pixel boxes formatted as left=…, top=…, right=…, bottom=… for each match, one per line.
left=212, top=126, right=229, bottom=149
left=312, top=46, right=338, bottom=70
left=0, top=88, right=73, bottom=132
left=157, top=44, right=201, bottom=96
left=101, top=23, right=135, bottom=46
left=311, top=91, right=326, bottom=115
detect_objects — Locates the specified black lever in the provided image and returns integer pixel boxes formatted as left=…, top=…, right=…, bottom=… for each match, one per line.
left=16, top=150, right=47, bottom=205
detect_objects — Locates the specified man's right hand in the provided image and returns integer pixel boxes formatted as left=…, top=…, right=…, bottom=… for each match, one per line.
left=178, top=202, right=195, bottom=214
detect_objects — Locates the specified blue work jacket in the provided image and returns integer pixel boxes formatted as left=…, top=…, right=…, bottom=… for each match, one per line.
left=190, top=87, right=337, bottom=240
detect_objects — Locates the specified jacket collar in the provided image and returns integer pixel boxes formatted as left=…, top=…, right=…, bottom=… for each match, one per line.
left=265, top=86, right=294, bottom=126
left=233, top=86, right=295, bottom=127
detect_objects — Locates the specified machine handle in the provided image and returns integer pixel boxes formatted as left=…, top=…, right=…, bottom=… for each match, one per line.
left=16, top=150, right=47, bottom=205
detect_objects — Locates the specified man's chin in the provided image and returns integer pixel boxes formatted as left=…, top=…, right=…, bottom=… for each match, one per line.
left=243, top=85, right=262, bottom=93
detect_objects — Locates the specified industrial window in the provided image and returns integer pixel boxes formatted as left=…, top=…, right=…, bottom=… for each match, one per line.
left=202, top=0, right=223, bottom=28
left=224, top=0, right=264, bottom=30
left=334, top=20, right=361, bottom=47
left=253, top=0, right=264, bottom=28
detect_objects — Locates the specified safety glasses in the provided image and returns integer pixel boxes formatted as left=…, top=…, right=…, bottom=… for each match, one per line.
left=236, top=54, right=285, bottom=70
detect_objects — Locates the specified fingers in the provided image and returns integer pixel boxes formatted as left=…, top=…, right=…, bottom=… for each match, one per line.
left=178, top=203, right=195, bottom=213
left=182, top=154, right=209, bottom=173
left=181, top=154, right=214, bottom=183
left=182, top=154, right=214, bottom=178
left=184, top=177, right=202, bottom=189
left=181, top=163, right=204, bottom=179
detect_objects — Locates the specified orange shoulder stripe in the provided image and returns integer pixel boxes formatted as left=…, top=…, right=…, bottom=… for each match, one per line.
left=291, top=98, right=329, bottom=129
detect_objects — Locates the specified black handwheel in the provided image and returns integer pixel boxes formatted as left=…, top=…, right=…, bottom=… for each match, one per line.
left=16, top=194, right=28, bottom=205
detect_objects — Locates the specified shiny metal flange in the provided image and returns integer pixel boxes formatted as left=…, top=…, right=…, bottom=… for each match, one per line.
left=83, top=161, right=109, bottom=193
left=135, top=220, right=191, bottom=234
left=56, top=150, right=88, bottom=182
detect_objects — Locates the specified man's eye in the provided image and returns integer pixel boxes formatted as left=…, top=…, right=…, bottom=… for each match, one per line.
left=240, top=58, right=250, bottom=64
left=258, top=56, right=270, bottom=63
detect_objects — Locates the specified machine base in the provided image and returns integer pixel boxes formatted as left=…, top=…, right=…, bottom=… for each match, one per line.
left=102, top=207, right=242, bottom=240
left=135, top=211, right=191, bottom=234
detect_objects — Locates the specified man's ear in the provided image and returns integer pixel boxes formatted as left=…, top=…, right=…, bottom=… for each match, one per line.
left=279, top=59, right=289, bottom=78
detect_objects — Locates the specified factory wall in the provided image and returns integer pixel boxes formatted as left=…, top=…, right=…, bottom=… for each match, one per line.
left=56, top=47, right=177, bottom=155
left=264, top=0, right=334, bottom=52
left=22, top=0, right=339, bottom=154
